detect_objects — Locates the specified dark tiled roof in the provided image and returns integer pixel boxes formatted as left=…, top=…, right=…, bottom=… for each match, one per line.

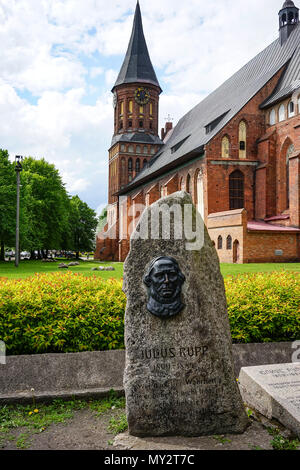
left=119, top=23, right=300, bottom=194
left=112, top=2, right=161, bottom=92
left=260, top=40, right=300, bottom=108
left=111, top=132, right=163, bottom=147
left=282, top=1, right=297, bottom=8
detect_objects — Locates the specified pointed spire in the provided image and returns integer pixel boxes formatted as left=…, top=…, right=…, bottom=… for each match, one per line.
left=112, top=1, right=161, bottom=92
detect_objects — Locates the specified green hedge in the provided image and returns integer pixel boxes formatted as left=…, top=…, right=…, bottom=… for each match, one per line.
left=225, top=271, right=300, bottom=343
left=0, top=270, right=299, bottom=355
left=0, top=272, right=125, bottom=354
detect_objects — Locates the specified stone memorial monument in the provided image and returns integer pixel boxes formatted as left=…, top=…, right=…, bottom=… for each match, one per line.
left=123, top=191, right=249, bottom=437
left=239, top=363, right=300, bottom=438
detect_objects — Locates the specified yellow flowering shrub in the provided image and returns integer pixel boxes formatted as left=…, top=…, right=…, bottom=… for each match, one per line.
left=0, top=270, right=299, bottom=355
left=225, top=271, right=300, bottom=343
left=0, top=272, right=126, bottom=354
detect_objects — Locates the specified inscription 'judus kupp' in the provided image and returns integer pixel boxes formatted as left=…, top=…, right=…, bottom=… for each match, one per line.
left=123, top=192, right=249, bottom=437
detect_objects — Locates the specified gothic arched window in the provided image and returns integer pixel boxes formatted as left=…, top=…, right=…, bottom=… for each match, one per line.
left=186, top=174, right=191, bottom=194
left=217, top=236, right=223, bottom=250
left=143, top=159, right=147, bottom=168
left=279, top=104, right=286, bottom=122
left=136, top=158, right=140, bottom=173
left=128, top=158, right=133, bottom=172
left=238, top=121, right=247, bottom=159
left=229, top=170, right=244, bottom=210
left=288, top=101, right=295, bottom=118
left=269, top=109, right=276, bottom=125
left=221, top=136, right=230, bottom=158
left=286, top=144, right=295, bottom=209
left=226, top=235, right=232, bottom=250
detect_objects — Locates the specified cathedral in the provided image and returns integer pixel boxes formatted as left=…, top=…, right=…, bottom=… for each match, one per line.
left=95, top=0, right=300, bottom=264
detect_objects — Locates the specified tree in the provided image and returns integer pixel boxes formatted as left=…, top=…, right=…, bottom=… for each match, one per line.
left=68, top=195, right=98, bottom=259
left=21, top=158, right=70, bottom=257
left=0, top=150, right=16, bottom=260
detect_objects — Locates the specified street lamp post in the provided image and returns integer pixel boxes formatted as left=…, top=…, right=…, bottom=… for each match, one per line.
left=15, top=156, right=23, bottom=268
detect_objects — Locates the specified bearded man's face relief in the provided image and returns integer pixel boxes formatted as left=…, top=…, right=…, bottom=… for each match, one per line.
left=143, top=257, right=185, bottom=318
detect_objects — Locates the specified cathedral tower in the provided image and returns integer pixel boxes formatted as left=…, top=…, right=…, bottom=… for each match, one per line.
left=279, top=0, right=299, bottom=45
left=108, top=1, right=163, bottom=209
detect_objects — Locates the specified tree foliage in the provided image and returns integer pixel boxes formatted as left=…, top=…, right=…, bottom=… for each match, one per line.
left=68, top=195, right=98, bottom=258
left=0, top=151, right=98, bottom=258
left=21, top=157, right=70, bottom=253
left=0, top=150, right=16, bottom=260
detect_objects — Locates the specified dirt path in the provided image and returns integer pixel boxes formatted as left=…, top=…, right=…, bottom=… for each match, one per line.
left=1, top=405, right=297, bottom=451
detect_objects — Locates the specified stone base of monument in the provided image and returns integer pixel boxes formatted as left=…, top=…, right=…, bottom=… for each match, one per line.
left=239, top=363, right=300, bottom=438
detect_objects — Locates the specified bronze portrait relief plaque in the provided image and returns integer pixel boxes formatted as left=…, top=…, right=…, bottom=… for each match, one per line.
left=143, top=256, right=185, bottom=318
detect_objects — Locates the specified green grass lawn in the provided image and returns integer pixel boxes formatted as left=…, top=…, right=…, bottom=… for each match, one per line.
left=0, top=260, right=124, bottom=280
left=0, top=259, right=299, bottom=280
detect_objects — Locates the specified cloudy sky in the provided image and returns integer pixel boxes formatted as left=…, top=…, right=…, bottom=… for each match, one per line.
left=0, top=0, right=287, bottom=214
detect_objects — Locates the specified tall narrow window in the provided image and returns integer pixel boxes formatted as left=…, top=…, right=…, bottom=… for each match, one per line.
left=150, top=103, right=153, bottom=115
left=288, top=101, right=295, bottom=118
left=136, top=145, right=141, bottom=154
left=226, top=235, right=232, bottom=250
left=186, top=174, right=191, bottom=194
left=279, top=104, right=285, bottom=122
left=121, top=158, right=126, bottom=187
left=128, top=158, right=133, bottom=172
left=229, top=170, right=244, bottom=209
left=143, top=158, right=147, bottom=168
left=139, top=106, right=143, bottom=115
left=217, top=236, right=223, bottom=250
left=269, top=109, right=276, bottom=125
left=221, top=136, right=230, bottom=158
left=136, top=158, right=140, bottom=173
left=286, top=144, right=295, bottom=209
left=239, top=121, right=247, bottom=159
left=128, top=100, right=133, bottom=114
left=120, top=102, right=124, bottom=116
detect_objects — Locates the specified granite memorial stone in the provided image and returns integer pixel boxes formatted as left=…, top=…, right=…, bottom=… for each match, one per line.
left=123, top=191, right=249, bottom=437
left=239, top=363, right=300, bottom=438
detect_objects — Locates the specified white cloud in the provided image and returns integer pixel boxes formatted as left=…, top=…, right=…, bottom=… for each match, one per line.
left=90, top=66, right=104, bottom=79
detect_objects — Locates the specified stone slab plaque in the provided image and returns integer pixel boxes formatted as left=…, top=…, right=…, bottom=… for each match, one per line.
left=123, top=192, right=249, bottom=437
left=239, top=363, right=300, bottom=438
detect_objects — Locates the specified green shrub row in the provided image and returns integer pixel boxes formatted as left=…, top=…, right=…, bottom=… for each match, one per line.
left=0, top=272, right=125, bottom=354
left=0, top=270, right=299, bottom=355
left=225, top=271, right=300, bottom=343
